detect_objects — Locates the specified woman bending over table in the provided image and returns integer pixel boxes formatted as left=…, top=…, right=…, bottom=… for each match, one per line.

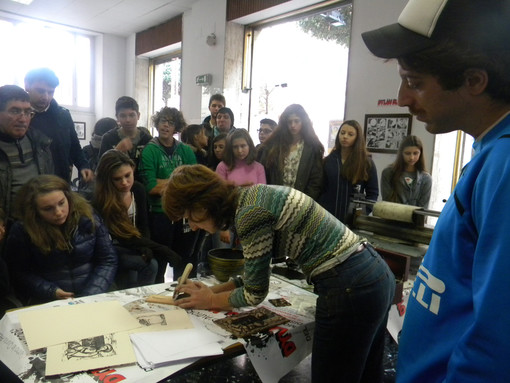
left=165, top=164, right=395, bottom=383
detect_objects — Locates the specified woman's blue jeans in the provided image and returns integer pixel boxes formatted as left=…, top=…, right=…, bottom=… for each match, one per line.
left=311, top=244, right=395, bottom=383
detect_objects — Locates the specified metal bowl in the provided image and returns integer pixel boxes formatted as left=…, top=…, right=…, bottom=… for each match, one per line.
left=208, top=248, right=245, bottom=282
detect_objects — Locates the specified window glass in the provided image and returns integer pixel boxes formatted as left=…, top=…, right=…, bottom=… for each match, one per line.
left=247, top=4, right=352, bottom=150
left=0, top=17, right=93, bottom=110
left=149, top=54, right=181, bottom=135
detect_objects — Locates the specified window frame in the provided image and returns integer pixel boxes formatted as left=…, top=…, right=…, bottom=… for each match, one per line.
left=0, top=15, right=95, bottom=113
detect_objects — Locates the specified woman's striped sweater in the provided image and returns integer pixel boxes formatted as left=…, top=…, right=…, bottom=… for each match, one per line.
left=229, top=184, right=361, bottom=308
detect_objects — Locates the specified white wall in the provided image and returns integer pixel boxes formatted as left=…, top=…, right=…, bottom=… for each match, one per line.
left=181, top=0, right=228, bottom=124
left=346, top=0, right=435, bottom=184
left=97, top=34, right=127, bottom=120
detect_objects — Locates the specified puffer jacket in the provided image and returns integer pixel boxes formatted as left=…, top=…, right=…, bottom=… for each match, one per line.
left=5, top=213, right=118, bottom=303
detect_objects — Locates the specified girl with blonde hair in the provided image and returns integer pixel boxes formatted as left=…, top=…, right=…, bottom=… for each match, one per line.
left=5, top=175, right=117, bottom=303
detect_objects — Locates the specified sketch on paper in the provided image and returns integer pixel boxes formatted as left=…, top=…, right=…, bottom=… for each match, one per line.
left=45, top=332, right=136, bottom=376
left=64, top=335, right=117, bottom=360
left=137, top=313, right=167, bottom=327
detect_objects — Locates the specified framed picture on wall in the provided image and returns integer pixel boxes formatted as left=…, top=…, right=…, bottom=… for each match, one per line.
left=74, top=122, right=86, bottom=140
left=364, top=114, right=412, bottom=153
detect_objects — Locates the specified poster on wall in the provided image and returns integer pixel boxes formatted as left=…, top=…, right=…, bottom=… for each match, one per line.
left=74, top=122, right=86, bottom=140
left=364, top=114, right=412, bottom=153
left=328, top=120, right=343, bottom=151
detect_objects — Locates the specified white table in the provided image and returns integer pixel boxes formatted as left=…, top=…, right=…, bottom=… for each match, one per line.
left=0, top=275, right=316, bottom=383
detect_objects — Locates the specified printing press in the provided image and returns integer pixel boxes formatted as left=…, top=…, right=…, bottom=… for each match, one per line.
left=349, top=200, right=440, bottom=304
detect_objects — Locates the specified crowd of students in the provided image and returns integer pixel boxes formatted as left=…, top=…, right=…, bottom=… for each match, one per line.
left=3, top=1, right=509, bottom=382
left=0, top=69, right=431, bottom=383
left=0, top=83, right=434, bottom=310
left=0, top=70, right=430, bottom=383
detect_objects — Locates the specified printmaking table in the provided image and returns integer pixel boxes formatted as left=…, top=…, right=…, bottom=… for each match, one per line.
left=0, top=275, right=316, bottom=383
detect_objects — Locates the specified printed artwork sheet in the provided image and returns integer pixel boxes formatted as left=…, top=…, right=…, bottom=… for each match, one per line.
left=130, top=308, right=194, bottom=333
left=45, top=331, right=136, bottom=376
left=18, top=301, right=141, bottom=350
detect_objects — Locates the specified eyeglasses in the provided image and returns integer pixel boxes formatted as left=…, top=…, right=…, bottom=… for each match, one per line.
left=159, top=118, right=175, bottom=125
left=258, top=128, right=273, bottom=134
left=5, top=108, right=35, bottom=119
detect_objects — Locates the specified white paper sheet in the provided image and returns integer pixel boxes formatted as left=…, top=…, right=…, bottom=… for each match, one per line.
left=130, top=318, right=224, bottom=369
left=19, top=300, right=141, bottom=350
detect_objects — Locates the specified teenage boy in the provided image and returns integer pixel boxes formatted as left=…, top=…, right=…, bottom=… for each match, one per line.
left=258, top=118, right=276, bottom=145
left=99, top=96, right=152, bottom=180
left=24, top=68, right=92, bottom=183
left=362, top=0, right=510, bottom=382
left=202, top=94, right=225, bottom=137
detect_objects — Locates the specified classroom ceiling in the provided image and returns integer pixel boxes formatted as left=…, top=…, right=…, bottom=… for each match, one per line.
left=0, top=0, right=201, bottom=37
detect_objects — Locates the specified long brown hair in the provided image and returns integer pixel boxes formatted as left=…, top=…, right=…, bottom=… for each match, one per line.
left=223, top=129, right=256, bottom=171
left=387, top=135, right=427, bottom=202
left=94, top=150, right=141, bottom=239
left=262, top=104, right=324, bottom=170
left=332, top=120, right=372, bottom=184
left=163, top=164, right=239, bottom=230
left=14, top=175, right=94, bottom=253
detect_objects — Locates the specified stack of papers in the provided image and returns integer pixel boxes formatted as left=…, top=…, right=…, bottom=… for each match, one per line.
left=130, top=317, right=225, bottom=370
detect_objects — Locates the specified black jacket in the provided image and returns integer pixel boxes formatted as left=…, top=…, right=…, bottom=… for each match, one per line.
left=318, top=150, right=379, bottom=223
left=30, top=99, right=89, bottom=182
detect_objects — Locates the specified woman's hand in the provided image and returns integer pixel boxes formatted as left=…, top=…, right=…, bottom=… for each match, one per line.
left=174, top=280, right=214, bottom=310
left=0, top=225, right=5, bottom=242
left=55, top=288, right=75, bottom=300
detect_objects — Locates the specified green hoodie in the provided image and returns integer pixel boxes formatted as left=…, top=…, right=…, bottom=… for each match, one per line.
left=139, top=137, right=197, bottom=212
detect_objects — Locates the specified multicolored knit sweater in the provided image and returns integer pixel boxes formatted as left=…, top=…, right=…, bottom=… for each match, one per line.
left=229, top=184, right=361, bottom=307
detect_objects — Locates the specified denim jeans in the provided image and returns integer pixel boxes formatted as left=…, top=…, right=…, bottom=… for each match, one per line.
left=115, top=248, right=158, bottom=288
left=311, top=244, right=395, bottom=383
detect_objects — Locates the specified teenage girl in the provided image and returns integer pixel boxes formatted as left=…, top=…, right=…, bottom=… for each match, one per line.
left=381, top=135, right=432, bottom=208
left=318, top=120, right=378, bottom=224
left=216, top=129, right=266, bottom=185
left=259, top=104, right=324, bottom=200
left=215, top=129, right=266, bottom=247
left=5, top=175, right=117, bottom=304
left=95, top=150, right=180, bottom=288
left=208, top=133, right=227, bottom=170
left=181, top=124, right=209, bottom=166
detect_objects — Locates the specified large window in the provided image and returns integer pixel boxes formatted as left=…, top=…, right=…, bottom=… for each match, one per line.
left=149, top=53, right=182, bottom=135
left=429, top=131, right=474, bottom=219
left=0, top=17, right=94, bottom=110
left=245, top=2, right=352, bottom=150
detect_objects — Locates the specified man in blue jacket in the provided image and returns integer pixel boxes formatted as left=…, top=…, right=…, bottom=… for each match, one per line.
left=362, top=0, right=510, bottom=382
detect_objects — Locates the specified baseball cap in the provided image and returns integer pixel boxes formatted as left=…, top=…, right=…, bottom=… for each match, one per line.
left=362, top=0, right=510, bottom=59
